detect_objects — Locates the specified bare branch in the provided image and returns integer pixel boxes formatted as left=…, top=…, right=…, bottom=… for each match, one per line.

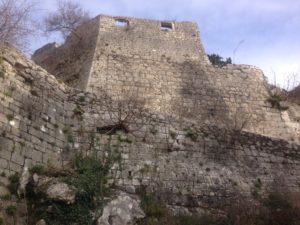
left=0, top=0, right=36, bottom=50
left=44, top=0, right=90, bottom=40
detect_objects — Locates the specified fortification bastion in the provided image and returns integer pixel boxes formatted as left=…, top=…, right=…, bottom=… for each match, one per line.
left=32, top=15, right=300, bottom=142
left=0, top=14, right=300, bottom=223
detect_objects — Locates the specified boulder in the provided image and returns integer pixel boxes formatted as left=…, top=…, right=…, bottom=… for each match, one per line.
left=97, top=191, right=145, bottom=225
left=19, top=166, right=30, bottom=196
left=46, top=183, right=75, bottom=204
left=34, top=175, right=75, bottom=204
left=36, top=219, right=46, bottom=225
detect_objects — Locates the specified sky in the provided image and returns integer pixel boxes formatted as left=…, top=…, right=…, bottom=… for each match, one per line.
left=29, top=0, right=300, bottom=87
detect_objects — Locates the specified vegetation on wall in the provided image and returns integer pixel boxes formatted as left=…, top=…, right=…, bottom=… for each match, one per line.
left=26, top=134, right=121, bottom=225
left=207, top=53, right=232, bottom=67
left=137, top=186, right=300, bottom=225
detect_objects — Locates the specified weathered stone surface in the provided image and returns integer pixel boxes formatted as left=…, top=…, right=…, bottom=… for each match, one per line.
left=1, top=14, right=300, bottom=217
left=35, top=219, right=46, bottom=225
left=0, top=185, right=10, bottom=196
left=45, top=182, right=75, bottom=204
left=18, top=166, right=30, bottom=196
left=97, top=192, right=145, bottom=225
left=32, top=174, right=75, bottom=204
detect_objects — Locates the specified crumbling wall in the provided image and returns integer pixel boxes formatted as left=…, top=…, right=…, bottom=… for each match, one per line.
left=1, top=44, right=300, bottom=218
left=32, top=16, right=101, bottom=90
left=0, top=44, right=70, bottom=176
left=32, top=14, right=300, bottom=142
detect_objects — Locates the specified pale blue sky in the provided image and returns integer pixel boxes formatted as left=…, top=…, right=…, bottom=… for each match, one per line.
left=30, top=0, right=300, bottom=86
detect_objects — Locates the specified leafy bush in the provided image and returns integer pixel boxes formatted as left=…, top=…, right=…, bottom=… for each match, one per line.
left=7, top=173, right=20, bottom=196
left=6, top=114, right=14, bottom=121
left=27, top=135, right=121, bottom=225
left=267, top=94, right=288, bottom=110
left=140, top=193, right=167, bottom=218
left=177, top=214, right=219, bottom=225
left=5, top=205, right=17, bottom=216
left=207, top=54, right=232, bottom=67
left=29, top=164, right=45, bottom=175
left=185, top=128, right=198, bottom=142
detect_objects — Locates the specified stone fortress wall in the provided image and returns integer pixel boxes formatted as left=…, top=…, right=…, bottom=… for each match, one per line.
left=1, top=15, right=300, bottom=214
left=33, top=15, right=300, bottom=142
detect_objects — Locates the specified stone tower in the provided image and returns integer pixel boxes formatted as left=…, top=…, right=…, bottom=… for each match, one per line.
left=32, top=15, right=300, bottom=142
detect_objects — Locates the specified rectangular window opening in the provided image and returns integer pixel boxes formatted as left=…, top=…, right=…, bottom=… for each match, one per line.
left=161, top=22, right=174, bottom=31
left=115, top=19, right=129, bottom=27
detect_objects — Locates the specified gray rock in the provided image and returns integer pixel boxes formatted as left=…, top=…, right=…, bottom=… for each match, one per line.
left=46, top=183, right=75, bottom=204
left=18, top=166, right=30, bottom=196
left=97, top=191, right=145, bottom=225
left=33, top=175, right=76, bottom=204
left=36, top=219, right=46, bottom=225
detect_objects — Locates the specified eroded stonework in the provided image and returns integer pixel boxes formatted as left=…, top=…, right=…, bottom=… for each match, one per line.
left=32, top=15, right=300, bottom=142
left=1, top=15, right=300, bottom=222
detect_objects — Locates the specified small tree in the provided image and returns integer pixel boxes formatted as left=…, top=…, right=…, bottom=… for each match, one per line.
left=0, top=0, right=36, bottom=49
left=44, top=0, right=90, bottom=40
left=207, top=53, right=232, bottom=67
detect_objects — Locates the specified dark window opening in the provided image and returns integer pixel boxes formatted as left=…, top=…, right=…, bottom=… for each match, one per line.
left=128, top=171, right=132, bottom=177
left=161, top=22, right=173, bottom=31
left=97, top=124, right=129, bottom=135
left=115, top=19, right=129, bottom=27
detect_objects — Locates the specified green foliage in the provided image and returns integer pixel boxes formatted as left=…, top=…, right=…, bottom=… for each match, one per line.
left=0, top=193, right=12, bottom=200
left=78, top=96, right=85, bottom=102
left=185, top=128, right=198, bottom=142
left=0, top=216, right=3, bottom=225
left=177, top=214, right=218, bottom=225
left=29, top=164, right=45, bottom=175
left=73, top=105, right=85, bottom=120
left=27, top=135, right=121, bottom=225
left=137, top=188, right=300, bottom=225
left=7, top=173, right=20, bottom=196
left=5, top=205, right=17, bottom=216
left=140, top=193, right=167, bottom=218
left=6, top=114, right=14, bottom=121
left=267, top=94, right=288, bottom=110
left=207, top=54, right=232, bottom=67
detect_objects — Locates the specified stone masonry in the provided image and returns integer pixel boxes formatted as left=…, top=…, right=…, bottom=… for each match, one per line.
left=33, top=15, right=300, bottom=142
left=1, top=15, right=300, bottom=216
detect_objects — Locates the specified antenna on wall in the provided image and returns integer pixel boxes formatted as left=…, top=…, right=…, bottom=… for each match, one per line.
left=233, top=40, right=244, bottom=64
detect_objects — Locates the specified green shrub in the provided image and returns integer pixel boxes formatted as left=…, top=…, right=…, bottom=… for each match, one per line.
left=0, top=193, right=12, bottom=200
left=177, top=214, right=218, bottom=225
left=73, top=105, right=85, bottom=119
left=267, top=94, right=288, bottom=110
left=207, top=54, right=232, bottom=67
left=6, top=114, right=14, bottom=121
left=29, top=164, right=45, bottom=175
left=185, top=129, right=198, bottom=142
left=7, top=173, right=20, bottom=196
left=78, top=96, right=85, bottom=102
left=140, top=193, right=167, bottom=218
left=0, top=216, right=3, bottom=225
left=5, top=205, right=17, bottom=216
left=27, top=135, right=121, bottom=225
